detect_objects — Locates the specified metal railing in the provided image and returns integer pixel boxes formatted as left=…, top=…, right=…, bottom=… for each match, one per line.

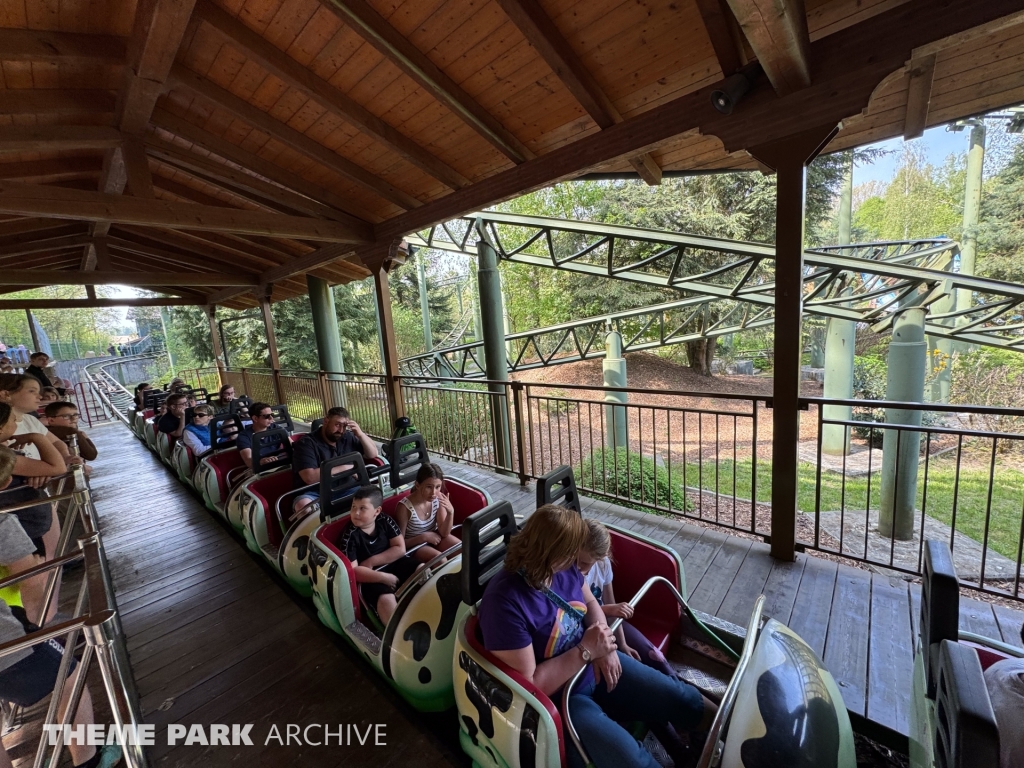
left=800, top=397, right=1024, bottom=599
left=0, top=467, right=146, bottom=768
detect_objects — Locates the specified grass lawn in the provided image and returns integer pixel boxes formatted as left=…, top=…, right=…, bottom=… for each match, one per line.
left=674, top=455, right=1024, bottom=560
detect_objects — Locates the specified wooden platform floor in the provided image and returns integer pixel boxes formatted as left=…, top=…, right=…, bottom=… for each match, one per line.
left=87, top=423, right=467, bottom=768
left=430, top=458, right=1024, bottom=748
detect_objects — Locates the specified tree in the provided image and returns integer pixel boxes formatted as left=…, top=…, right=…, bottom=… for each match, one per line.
left=979, top=141, right=1024, bottom=284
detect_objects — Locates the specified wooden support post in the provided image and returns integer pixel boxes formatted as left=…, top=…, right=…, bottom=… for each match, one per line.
left=205, top=305, right=225, bottom=379
left=26, top=309, right=41, bottom=353
left=372, top=265, right=405, bottom=426
left=750, top=124, right=839, bottom=562
left=257, top=287, right=283, bottom=404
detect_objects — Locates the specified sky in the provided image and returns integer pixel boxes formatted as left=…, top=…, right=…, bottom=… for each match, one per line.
left=852, top=125, right=967, bottom=187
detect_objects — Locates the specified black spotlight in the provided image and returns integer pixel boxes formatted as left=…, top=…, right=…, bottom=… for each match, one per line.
left=711, top=72, right=752, bottom=115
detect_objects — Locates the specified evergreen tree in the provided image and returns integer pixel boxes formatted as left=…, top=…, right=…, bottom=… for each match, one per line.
left=979, top=141, right=1024, bottom=283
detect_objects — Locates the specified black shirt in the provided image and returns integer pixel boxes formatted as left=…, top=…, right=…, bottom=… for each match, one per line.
left=339, top=515, right=402, bottom=565
left=291, top=429, right=362, bottom=489
left=25, top=366, right=58, bottom=392
left=157, top=413, right=181, bottom=435
left=236, top=428, right=287, bottom=462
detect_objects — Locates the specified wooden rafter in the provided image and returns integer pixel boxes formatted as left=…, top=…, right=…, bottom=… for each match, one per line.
left=0, top=90, right=117, bottom=117
left=0, top=181, right=372, bottom=243
left=322, top=0, right=533, bottom=164
left=167, top=64, right=422, bottom=211
left=0, top=159, right=103, bottom=183
left=0, top=127, right=122, bottom=153
left=694, top=0, right=746, bottom=75
left=0, top=270, right=254, bottom=287
left=0, top=29, right=127, bottom=64
left=150, top=109, right=376, bottom=224
left=0, top=298, right=203, bottom=309
left=903, top=54, right=937, bottom=140
left=193, top=0, right=469, bottom=191
left=494, top=0, right=661, bottom=185
left=724, top=0, right=811, bottom=95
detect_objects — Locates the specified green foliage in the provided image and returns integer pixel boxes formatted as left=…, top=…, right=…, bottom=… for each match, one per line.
left=580, top=448, right=689, bottom=513
left=0, top=287, right=123, bottom=358
left=979, top=141, right=1024, bottom=284
left=403, top=386, right=490, bottom=459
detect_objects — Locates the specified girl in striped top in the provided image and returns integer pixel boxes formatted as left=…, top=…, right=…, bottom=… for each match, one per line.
left=394, top=463, right=460, bottom=564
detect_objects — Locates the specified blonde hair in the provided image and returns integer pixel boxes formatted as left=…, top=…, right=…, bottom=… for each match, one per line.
left=504, top=504, right=588, bottom=588
left=193, top=404, right=213, bottom=418
left=0, top=446, right=16, bottom=488
left=582, top=518, right=611, bottom=560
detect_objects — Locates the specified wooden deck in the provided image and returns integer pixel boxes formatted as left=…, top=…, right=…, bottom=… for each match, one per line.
left=430, top=458, right=1024, bottom=749
left=87, top=424, right=467, bottom=768
left=84, top=422, right=1024, bottom=762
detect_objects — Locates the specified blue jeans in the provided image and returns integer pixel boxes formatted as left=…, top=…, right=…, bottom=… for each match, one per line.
left=567, top=651, right=705, bottom=768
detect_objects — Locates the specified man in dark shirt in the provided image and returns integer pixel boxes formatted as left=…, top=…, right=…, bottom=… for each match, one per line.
left=292, top=406, right=378, bottom=516
left=24, top=353, right=64, bottom=395
left=156, top=393, right=187, bottom=443
left=235, top=402, right=288, bottom=470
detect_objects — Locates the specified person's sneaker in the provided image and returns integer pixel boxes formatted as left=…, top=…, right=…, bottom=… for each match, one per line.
left=95, top=743, right=122, bottom=768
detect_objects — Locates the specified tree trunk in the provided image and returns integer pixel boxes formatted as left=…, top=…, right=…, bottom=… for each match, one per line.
left=686, top=339, right=715, bottom=377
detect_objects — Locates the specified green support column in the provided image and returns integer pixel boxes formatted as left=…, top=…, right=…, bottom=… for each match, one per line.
left=822, top=162, right=856, bottom=455
left=879, top=307, right=927, bottom=540
left=307, top=273, right=347, bottom=407
left=159, top=306, right=177, bottom=376
left=956, top=123, right=985, bottom=318
left=603, top=329, right=628, bottom=449
left=414, top=247, right=433, bottom=352
left=477, top=236, right=512, bottom=471
left=372, top=288, right=387, bottom=372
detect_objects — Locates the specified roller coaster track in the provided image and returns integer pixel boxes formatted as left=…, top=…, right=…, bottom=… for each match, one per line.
left=400, top=212, right=1024, bottom=378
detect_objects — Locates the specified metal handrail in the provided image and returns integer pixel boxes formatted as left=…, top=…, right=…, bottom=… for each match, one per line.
left=959, top=630, right=1024, bottom=659
left=561, top=576, right=743, bottom=766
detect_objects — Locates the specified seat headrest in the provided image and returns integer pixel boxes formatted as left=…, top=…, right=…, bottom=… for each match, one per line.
left=536, top=465, right=582, bottom=513
left=319, top=452, right=370, bottom=517
left=461, top=500, right=517, bottom=606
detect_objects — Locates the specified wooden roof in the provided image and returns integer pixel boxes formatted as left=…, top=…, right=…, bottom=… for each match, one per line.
left=0, top=0, right=1022, bottom=309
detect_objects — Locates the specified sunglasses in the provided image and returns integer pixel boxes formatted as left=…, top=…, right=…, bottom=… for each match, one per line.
left=256, top=413, right=274, bottom=420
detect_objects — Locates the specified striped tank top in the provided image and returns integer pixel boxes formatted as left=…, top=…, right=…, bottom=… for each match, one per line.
left=401, top=496, right=439, bottom=538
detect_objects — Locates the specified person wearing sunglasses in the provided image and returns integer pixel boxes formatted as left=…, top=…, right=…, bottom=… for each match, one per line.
left=234, top=403, right=284, bottom=471
left=180, top=405, right=214, bottom=456
left=42, top=403, right=97, bottom=461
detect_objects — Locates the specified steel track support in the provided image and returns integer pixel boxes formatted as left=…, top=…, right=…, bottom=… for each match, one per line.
left=477, top=235, right=512, bottom=472
left=307, top=273, right=347, bottom=407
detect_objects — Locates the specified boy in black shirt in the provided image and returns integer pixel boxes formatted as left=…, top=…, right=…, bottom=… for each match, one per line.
left=339, top=486, right=420, bottom=624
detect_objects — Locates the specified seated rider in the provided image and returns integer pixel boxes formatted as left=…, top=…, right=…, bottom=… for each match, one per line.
left=156, top=393, right=188, bottom=444
left=133, top=382, right=152, bottom=411
left=211, top=384, right=236, bottom=414
left=235, top=403, right=286, bottom=471
left=393, top=463, right=460, bottom=564
left=478, top=505, right=716, bottom=768
left=24, top=353, right=66, bottom=396
left=44, top=402, right=98, bottom=461
left=180, top=404, right=214, bottom=456
left=338, top=485, right=420, bottom=625
left=291, top=407, right=378, bottom=517
left=985, top=624, right=1024, bottom=768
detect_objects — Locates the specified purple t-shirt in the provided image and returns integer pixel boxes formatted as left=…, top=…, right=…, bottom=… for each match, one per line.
left=479, top=566, right=589, bottom=668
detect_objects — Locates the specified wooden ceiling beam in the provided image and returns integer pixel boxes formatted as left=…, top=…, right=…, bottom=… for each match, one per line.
left=0, top=234, right=93, bottom=258
left=0, top=127, right=122, bottom=153
left=694, top=0, right=746, bottom=76
left=375, top=0, right=1024, bottom=241
left=144, top=137, right=342, bottom=220
left=903, top=53, right=937, bottom=139
left=0, top=270, right=255, bottom=287
left=0, top=298, right=203, bottom=309
left=0, top=158, right=103, bottom=183
left=724, top=0, right=811, bottom=94
left=0, top=90, right=117, bottom=117
left=115, top=225, right=277, bottom=270
left=193, top=0, right=469, bottom=191
left=322, top=0, right=533, bottom=164
left=205, top=241, right=363, bottom=305
left=152, top=174, right=236, bottom=208
left=0, top=29, right=127, bottom=65
left=151, top=108, right=375, bottom=224
left=107, top=236, right=258, bottom=276
left=122, top=138, right=155, bottom=198
left=168, top=64, right=422, bottom=211
left=494, top=0, right=661, bottom=185
left=0, top=218, right=80, bottom=239
left=0, top=180, right=372, bottom=243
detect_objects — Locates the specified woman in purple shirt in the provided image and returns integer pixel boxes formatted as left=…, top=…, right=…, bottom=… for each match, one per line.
left=479, top=505, right=715, bottom=768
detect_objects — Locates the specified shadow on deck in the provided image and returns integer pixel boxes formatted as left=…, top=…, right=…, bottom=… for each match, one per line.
left=429, top=457, right=1024, bottom=749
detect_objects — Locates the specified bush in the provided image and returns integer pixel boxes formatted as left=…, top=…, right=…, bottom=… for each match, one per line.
left=579, top=448, right=690, bottom=514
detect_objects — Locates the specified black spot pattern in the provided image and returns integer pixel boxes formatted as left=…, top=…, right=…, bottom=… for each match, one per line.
left=300, top=564, right=308, bottom=577
left=419, top=667, right=431, bottom=684
left=739, top=631, right=841, bottom=768
left=404, top=621, right=432, bottom=662
left=520, top=704, right=540, bottom=768
left=434, top=572, right=463, bottom=640
left=459, top=651, right=512, bottom=739
left=292, top=535, right=309, bottom=561
left=461, top=715, right=478, bottom=746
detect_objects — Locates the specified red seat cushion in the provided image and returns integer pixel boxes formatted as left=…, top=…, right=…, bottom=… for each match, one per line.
left=248, top=471, right=297, bottom=548
left=206, top=449, right=244, bottom=499
left=315, top=518, right=361, bottom=622
left=608, top=530, right=682, bottom=650
left=464, top=614, right=566, bottom=768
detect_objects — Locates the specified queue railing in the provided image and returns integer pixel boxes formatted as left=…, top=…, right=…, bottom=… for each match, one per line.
left=0, top=466, right=147, bottom=768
